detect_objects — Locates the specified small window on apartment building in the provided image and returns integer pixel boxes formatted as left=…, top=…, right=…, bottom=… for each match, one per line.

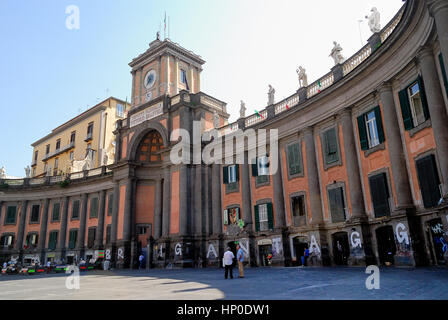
left=439, top=53, right=448, bottom=96
left=137, top=226, right=148, bottom=235
left=52, top=203, right=60, bottom=222
left=369, top=173, right=391, bottom=218
left=46, top=144, right=50, bottom=155
left=328, top=187, right=346, bottom=223
left=5, top=206, right=17, bottom=224
left=30, top=205, right=40, bottom=223
left=291, top=195, right=306, bottom=217
left=56, top=139, right=61, bottom=151
left=106, top=225, right=111, bottom=244
left=416, top=154, right=441, bottom=208
left=117, top=103, right=124, bottom=117
left=34, top=151, right=38, bottom=162
left=1, top=234, right=14, bottom=247
left=254, top=203, right=273, bottom=232
left=70, top=131, right=76, bottom=144
left=252, top=156, right=270, bottom=184
left=87, top=228, right=96, bottom=248
left=287, top=143, right=302, bottom=176
left=399, top=77, right=430, bottom=130
left=223, top=165, right=239, bottom=184
left=322, top=128, right=339, bottom=165
left=54, top=158, right=59, bottom=175
left=68, top=230, right=78, bottom=249
left=107, top=194, right=113, bottom=216
left=223, top=207, right=240, bottom=225
left=48, top=231, right=58, bottom=250
left=86, top=123, right=93, bottom=141
left=90, top=197, right=98, bottom=218
left=71, top=200, right=80, bottom=219
left=357, top=106, right=385, bottom=150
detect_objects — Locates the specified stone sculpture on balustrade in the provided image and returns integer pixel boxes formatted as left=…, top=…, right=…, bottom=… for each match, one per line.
left=330, top=41, right=345, bottom=65
left=366, top=7, right=381, bottom=33
left=297, top=66, right=308, bottom=88
left=268, top=85, right=275, bottom=106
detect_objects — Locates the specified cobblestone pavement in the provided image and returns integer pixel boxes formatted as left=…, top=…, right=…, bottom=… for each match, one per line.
left=0, top=266, right=447, bottom=300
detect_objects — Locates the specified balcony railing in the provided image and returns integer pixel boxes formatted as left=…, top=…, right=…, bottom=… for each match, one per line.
left=41, top=141, right=75, bottom=161
left=84, top=133, right=93, bottom=142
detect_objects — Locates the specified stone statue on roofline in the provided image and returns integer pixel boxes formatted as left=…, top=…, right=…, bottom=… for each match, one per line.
left=297, top=66, right=308, bottom=88
left=239, top=100, right=246, bottom=119
left=366, top=7, right=381, bottom=34
left=213, top=111, right=220, bottom=128
left=268, top=85, right=275, bottom=106
left=330, top=41, right=345, bottom=65
left=24, top=166, right=31, bottom=178
left=0, top=166, right=5, bottom=179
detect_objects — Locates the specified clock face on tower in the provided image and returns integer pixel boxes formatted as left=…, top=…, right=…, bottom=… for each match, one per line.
left=144, top=69, right=157, bottom=89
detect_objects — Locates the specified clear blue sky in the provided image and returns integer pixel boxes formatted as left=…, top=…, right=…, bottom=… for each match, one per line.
left=0, top=0, right=403, bottom=177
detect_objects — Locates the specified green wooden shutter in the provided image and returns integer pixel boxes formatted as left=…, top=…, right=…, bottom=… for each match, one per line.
left=254, top=205, right=260, bottom=231
left=235, top=164, right=240, bottom=182
left=439, top=53, right=448, bottom=96
left=223, top=209, right=228, bottom=225
left=251, top=158, right=258, bottom=177
left=267, top=203, right=274, bottom=230
left=374, top=106, right=385, bottom=144
left=399, top=89, right=414, bottom=130
left=417, top=76, right=430, bottom=121
left=416, top=155, right=441, bottom=208
left=223, top=167, right=229, bottom=184
left=357, top=114, right=369, bottom=150
left=369, top=173, right=390, bottom=218
left=325, top=129, right=338, bottom=164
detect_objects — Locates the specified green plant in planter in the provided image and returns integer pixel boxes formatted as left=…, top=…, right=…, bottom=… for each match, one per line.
left=59, top=179, right=70, bottom=188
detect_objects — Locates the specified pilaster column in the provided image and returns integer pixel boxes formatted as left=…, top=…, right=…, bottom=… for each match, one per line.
left=193, top=165, right=203, bottom=235
left=418, top=47, right=448, bottom=193
left=38, top=199, right=50, bottom=250
left=122, top=178, right=135, bottom=242
left=428, top=0, right=448, bottom=73
left=304, top=127, right=324, bottom=225
left=162, top=167, right=171, bottom=237
left=211, top=164, right=222, bottom=235
left=95, top=190, right=106, bottom=248
left=179, top=165, right=190, bottom=236
left=15, top=200, right=28, bottom=251
left=58, top=197, right=69, bottom=250
left=174, top=57, right=179, bottom=95
left=272, top=151, right=286, bottom=228
left=241, top=151, right=253, bottom=227
left=340, top=109, right=367, bottom=218
left=76, top=193, right=88, bottom=250
left=153, top=179, right=163, bottom=239
left=378, top=83, right=413, bottom=208
left=111, top=182, right=119, bottom=243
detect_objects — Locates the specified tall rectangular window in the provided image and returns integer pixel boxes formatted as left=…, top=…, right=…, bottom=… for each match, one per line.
left=287, top=143, right=302, bottom=176
left=30, top=205, right=40, bottom=223
left=48, top=231, right=58, bottom=250
left=254, top=203, right=274, bottom=231
left=85, top=123, right=93, bottom=141
left=399, top=77, right=430, bottom=130
left=34, top=151, right=38, bottom=162
left=357, top=106, right=385, bottom=151
left=416, top=154, right=441, bottom=208
left=25, top=233, right=38, bottom=248
left=252, top=156, right=269, bottom=184
left=87, top=228, right=96, bottom=248
left=322, top=128, right=339, bottom=164
left=117, top=103, right=124, bottom=117
left=291, top=195, right=306, bottom=227
left=71, top=200, right=80, bottom=219
left=56, top=139, right=61, bottom=151
left=68, top=230, right=78, bottom=249
left=223, top=207, right=240, bottom=225
left=46, top=144, right=50, bottom=155
left=90, top=197, right=98, bottom=218
left=70, top=131, right=76, bottom=144
left=1, top=234, right=14, bottom=247
left=328, top=187, right=346, bottom=223
left=107, top=194, right=113, bottom=216
left=223, top=165, right=239, bottom=184
left=5, top=206, right=17, bottom=224
left=369, top=173, right=390, bottom=218
left=52, top=203, right=60, bottom=222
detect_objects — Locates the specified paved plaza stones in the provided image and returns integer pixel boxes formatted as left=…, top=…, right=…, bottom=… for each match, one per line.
left=0, top=267, right=447, bottom=300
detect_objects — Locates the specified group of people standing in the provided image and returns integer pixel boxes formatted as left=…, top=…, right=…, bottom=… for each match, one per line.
left=223, top=244, right=245, bottom=279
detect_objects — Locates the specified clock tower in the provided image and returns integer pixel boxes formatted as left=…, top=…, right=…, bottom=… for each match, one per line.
left=129, top=37, right=205, bottom=108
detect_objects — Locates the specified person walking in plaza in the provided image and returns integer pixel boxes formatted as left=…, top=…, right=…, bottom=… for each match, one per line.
left=139, top=253, right=144, bottom=270
left=223, top=247, right=235, bottom=279
left=304, top=247, right=310, bottom=266
left=236, top=244, right=244, bottom=278
left=46, top=260, right=51, bottom=273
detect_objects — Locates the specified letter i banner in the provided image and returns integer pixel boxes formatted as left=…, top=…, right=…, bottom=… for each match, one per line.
left=255, top=110, right=264, bottom=119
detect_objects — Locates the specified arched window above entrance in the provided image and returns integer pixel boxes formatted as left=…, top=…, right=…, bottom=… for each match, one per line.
left=137, top=130, right=164, bottom=163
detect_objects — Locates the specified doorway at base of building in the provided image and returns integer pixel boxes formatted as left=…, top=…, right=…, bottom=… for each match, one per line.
left=259, top=244, right=272, bottom=267
left=292, top=237, right=308, bottom=266
left=376, top=226, right=397, bottom=266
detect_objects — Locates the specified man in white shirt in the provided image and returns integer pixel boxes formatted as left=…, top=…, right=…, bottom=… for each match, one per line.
left=223, top=247, right=235, bottom=279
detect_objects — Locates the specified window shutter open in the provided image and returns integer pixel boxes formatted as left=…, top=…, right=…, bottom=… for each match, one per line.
left=251, top=158, right=258, bottom=177
left=399, top=89, right=414, bottom=130
left=223, top=209, right=228, bottom=225
left=369, top=173, right=390, bottom=218
left=416, top=155, right=441, bottom=208
left=267, top=203, right=274, bottom=230
left=223, top=167, right=229, bottom=184
left=374, top=106, right=385, bottom=144
left=417, top=76, right=430, bottom=121
left=357, top=114, right=369, bottom=150
left=235, top=164, right=240, bottom=182
left=254, top=205, right=260, bottom=232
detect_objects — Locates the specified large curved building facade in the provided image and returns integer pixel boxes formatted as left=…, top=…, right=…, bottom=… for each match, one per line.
left=1, top=0, right=448, bottom=268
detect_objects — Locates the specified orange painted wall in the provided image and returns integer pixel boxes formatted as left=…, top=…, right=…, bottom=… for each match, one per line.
left=160, top=118, right=167, bottom=129
left=281, top=141, right=312, bottom=225
left=170, top=170, right=180, bottom=235
left=316, top=124, right=352, bottom=220
left=171, top=115, right=180, bottom=141
left=135, top=185, right=155, bottom=227
left=117, top=185, right=126, bottom=240
left=221, top=166, right=243, bottom=231
left=121, top=135, right=128, bottom=159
